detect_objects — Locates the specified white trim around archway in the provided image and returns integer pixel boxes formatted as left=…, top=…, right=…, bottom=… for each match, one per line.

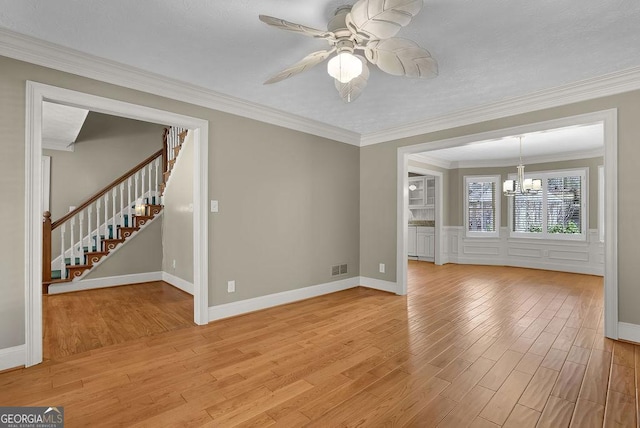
left=396, top=109, right=618, bottom=339
left=25, top=81, right=209, bottom=367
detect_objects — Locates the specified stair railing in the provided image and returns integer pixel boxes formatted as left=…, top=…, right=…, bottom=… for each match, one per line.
left=42, top=126, right=188, bottom=286
left=42, top=149, right=163, bottom=283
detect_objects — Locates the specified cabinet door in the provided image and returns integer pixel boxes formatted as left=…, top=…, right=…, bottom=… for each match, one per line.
left=408, top=226, right=417, bottom=256
left=425, top=177, right=435, bottom=206
left=416, top=231, right=427, bottom=257
left=417, top=227, right=434, bottom=259
left=408, top=177, right=426, bottom=207
left=426, top=233, right=435, bottom=258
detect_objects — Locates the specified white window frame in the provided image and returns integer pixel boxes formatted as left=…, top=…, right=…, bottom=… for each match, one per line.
left=509, top=167, right=588, bottom=241
left=464, top=175, right=501, bottom=238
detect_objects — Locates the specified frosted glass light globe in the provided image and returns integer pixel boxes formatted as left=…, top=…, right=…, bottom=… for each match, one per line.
left=327, top=52, right=362, bottom=83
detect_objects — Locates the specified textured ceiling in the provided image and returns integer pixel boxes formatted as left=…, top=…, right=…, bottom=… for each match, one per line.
left=1, top=1, right=639, bottom=135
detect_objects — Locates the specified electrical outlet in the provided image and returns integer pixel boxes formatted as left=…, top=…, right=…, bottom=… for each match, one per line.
left=172, top=259, right=176, bottom=269
left=227, top=280, right=235, bottom=293
left=379, top=263, right=385, bottom=273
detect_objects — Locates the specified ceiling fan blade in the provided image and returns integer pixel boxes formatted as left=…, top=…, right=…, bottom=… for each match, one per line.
left=334, top=56, right=370, bottom=102
left=264, top=49, right=335, bottom=84
left=365, top=38, right=438, bottom=78
left=259, top=15, right=335, bottom=40
left=345, top=0, right=422, bottom=41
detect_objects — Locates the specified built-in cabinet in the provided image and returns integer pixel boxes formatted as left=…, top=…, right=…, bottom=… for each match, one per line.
left=408, top=174, right=436, bottom=261
left=408, top=226, right=434, bottom=261
left=409, top=176, right=435, bottom=220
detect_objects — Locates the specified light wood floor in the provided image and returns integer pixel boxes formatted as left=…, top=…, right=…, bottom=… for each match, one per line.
left=1, top=263, right=638, bottom=427
left=43, top=281, right=194, bottom=360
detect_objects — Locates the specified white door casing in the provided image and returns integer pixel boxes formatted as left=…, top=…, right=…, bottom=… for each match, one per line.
left=25, top=82, right=210, bottom=366
left=396, top=109, right=618, bottom=339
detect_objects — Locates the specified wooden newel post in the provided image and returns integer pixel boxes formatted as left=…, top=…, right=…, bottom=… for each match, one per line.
left=162, top=127, right=169, bottom=174
left=43, top=211, right=52, bottom=284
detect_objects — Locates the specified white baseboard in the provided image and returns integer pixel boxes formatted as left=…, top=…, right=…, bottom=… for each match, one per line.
left=618, top=322, right=640, bottom=344
left=48, top=271, right=163, bottom=294
left=359, top=276, right=399, bottom=294
left=162, top=272, right=194, bottom=295
left=0, top=345, right=25, bottom=371
left=208, top=276, right=360, bottom=322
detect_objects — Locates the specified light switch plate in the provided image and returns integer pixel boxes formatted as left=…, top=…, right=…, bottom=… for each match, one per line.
left=211, top=200, right=219, bottom=213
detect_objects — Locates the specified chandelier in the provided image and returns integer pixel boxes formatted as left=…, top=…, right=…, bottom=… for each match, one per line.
left=503, top=136, right=542, bottom=196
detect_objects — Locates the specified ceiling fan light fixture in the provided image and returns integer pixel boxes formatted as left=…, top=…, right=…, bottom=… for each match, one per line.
left=327, top=52, right=362, bottom=83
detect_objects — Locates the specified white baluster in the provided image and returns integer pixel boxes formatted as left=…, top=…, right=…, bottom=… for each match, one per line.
left=141, top=168, right=146, bottom=204
left=134, top=172, right=139, bottom=211
left=119, top=182, right=125, bottom=229
left=112, top=188, right=117, bottom=239
left=70, top=217, right=76, bottom=266
left=60, top=224, right=66, bottom=279
left=78, top=212, right=85, bottom=264
left=87, top=206, right=93, bottom=253
left=154, top=158, right=160, bottom=204
left=104, top=193, right=110, bottom=239
left=96, top=199, right=101, bottom=251
left=127, top=177, right=132, bottom=228
left=147, top=163, right=152, bottom=204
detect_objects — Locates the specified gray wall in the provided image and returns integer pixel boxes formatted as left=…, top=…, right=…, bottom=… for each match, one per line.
left=361, top=89, right=640, bottom=326
left=161, top=131, right=194, bottom=283
left=210, top=113, right=360, bottom=305
left=43, top=112, right=164, bottom=219
left=84, top=217, right=163, bottom=279
left=0, top=54, right=360, bottom=350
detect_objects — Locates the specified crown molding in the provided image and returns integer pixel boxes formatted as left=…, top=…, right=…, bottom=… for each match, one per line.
left=361, top=66, right=640, bottom=146
left=3, top=28, right=640, bottom=148
left=410, top=153, right=452, bottom=169
left=0, top=28, right=360, bottom=146
left=412, top=148, right=604, bottom=170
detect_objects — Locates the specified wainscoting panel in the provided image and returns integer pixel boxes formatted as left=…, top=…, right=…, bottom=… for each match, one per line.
left=441, top=227, right=603, bottom=276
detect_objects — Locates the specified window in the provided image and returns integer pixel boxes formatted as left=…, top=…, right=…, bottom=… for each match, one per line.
left=510, top=168, right=587, bottom=240
left=465, top=175, right=500, bottom=238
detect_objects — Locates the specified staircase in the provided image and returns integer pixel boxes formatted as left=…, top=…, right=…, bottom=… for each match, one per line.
left=42, top=127, right=188, bottom=294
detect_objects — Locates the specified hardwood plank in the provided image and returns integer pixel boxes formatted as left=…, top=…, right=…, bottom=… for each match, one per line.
left=570, top=398, right=604, bottom=428
left=518, top=366, right=559, bottom=411
left=440, top=357, right=495, bottom=402
left=514, top=352, right=544, bottom=375
left=1, top=263, right=629, bottom=426
left=609, top=363, right=635, bottom=396
left=502, top=403, right=540, bottom=428
left=603, top=390, right=636, bottom=427
left=541, top=348, right=569, bottom=371
left=437, top=385, right=494, bottom=428
left=551, top=361, right=587, bottom=402
left=537, top=395, right=575, bottom=428
left=478, top=370, right=532, bottom=425
left=612, top=341, right=635, bottom=368
left=43, top=281, right=194, bottom=360
left=477, top=350, right=523, bottom=391
left=579, top=349, right=612, bottom=404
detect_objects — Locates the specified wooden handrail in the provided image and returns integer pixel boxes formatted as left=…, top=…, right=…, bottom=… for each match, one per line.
left=52, top=149, right=163, bottom=229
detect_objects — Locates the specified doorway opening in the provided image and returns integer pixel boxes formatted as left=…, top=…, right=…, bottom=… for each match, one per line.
left=396, top=109, right=618, bottom=339
left=25, top=82, right=209, bottom=366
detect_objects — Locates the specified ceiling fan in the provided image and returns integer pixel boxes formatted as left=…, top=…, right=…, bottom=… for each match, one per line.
left=259, top=0, right=438, bottom=103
